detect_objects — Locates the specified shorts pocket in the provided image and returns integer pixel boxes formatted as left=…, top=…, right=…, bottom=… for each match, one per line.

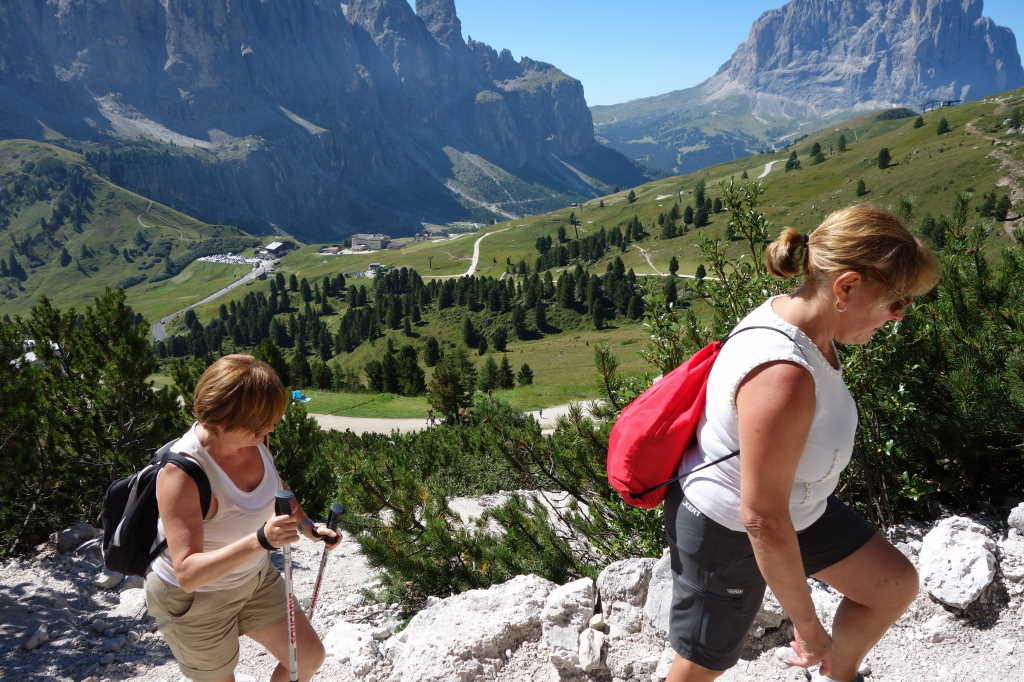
left=147, top=573, right=199, bottom=620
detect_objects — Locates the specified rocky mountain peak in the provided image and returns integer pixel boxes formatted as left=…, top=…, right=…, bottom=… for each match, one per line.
left=416, top=0, right=464, bottom=49
left=705, top=0, right=1023, bottom=114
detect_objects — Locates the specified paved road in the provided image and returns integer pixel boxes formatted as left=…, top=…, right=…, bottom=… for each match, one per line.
left=310, top=399, right=601, bottom=436
left=150, top=259, right=275, bottom=341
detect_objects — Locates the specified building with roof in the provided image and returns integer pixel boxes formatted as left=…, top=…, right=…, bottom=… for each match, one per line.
left=350, top=233, right=391, bottom=250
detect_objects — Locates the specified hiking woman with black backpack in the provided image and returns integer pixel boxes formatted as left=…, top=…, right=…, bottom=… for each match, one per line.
left=663, top=205, right=938, bottom=682
left=145, top=354, right=339, bottom=682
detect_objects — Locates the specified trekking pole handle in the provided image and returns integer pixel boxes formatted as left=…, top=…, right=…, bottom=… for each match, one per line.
left=275, top=490, right=295, bottom=517
left=320, top=503, right=345, bottom=546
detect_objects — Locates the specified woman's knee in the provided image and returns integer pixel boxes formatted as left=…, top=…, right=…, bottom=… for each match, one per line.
left=299, top=632, right=326, bottom=673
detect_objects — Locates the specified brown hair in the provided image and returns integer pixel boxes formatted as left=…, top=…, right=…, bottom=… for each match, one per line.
left=192, top=354, right=287, bottom=433
left=764, top=204, right=939, bottom=298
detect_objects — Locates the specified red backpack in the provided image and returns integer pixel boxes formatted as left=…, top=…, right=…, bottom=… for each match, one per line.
left=607, top=325, right=796, bottom=508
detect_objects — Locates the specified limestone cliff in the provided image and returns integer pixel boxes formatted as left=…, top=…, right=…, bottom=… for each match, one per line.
left=0, top=1, right=644, bottom=238
left=593, top=0, right=1024, bottom=175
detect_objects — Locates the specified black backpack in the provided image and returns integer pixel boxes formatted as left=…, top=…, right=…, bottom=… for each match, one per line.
left=100, top=440, right=212, bottom=577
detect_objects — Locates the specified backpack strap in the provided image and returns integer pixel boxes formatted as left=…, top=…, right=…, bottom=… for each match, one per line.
left=146, top=442, right=213, bottom=564
left=629, top=325, right=804, bottom=501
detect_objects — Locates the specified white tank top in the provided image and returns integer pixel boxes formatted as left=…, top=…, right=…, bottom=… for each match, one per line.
left=151, top=424, right=281, bottom=591
left=679, top=296, right=858, bottom=532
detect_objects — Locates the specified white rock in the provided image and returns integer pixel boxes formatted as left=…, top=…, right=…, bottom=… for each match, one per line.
left=998, top=533, right=1024, bottom=595
left=22, top=624, right=48, bottom=650
left=597, top=557, right=656, bottom=637
left=94, top=568, right=123, bottom=590
left=1009, top=503, right=1024, bottom=532
left=652, top=646, right=675, bottom=681
left=589, top=613, right=608, bottom=633
left=51, top=523, right=101, bottom=553
left=323, top=620, right=382, bottom=677
left=919, top=516, right=997, bottom=609
left=995, top=637, right=1016, bottom=656
left=541, top=577, right=595, bottom=672
left=642, top=550, right=672, bottom=638
left=577, top=628, right=607, bottom=673
left=808, top=580, right=842, bottom=626
left=386, top=574, right=555, bottom=681
left=756, top=588, right=787, bottom=631
left=109, top=588, right=147, bottom=620
left=917, top=612, right=957, bottom=643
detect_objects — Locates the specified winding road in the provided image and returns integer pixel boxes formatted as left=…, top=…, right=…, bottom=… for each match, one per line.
left=424, top=226, right=513, bottom=280
left=150, top=259, right=274, bottom=341
left=758, top=159, right=781, bottom=179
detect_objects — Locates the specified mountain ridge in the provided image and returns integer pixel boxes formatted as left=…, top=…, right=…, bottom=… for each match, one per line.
left=593, top=0, right=1024, bottom=175
left=0, top=1, right=645, bottom=240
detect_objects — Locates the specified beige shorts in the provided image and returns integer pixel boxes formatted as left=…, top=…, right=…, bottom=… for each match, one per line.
left=145, top=556, right=287, bottom=680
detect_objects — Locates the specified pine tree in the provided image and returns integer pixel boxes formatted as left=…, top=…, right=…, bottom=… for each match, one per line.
left=626, top=189, right=637, bottom=203
left=427, top=348, right=477, bottom=420
left=462, top=316, right=478, bottom=348
left=838, top=134, right=847, bottom=152
left=516, top=363, right=534, bottom=386
left=914, top=116, right=925, bottom=128
left=695, top=263, right=706, bottom=280
left=937, top=118, right=950, bottom=135
left=669, top=256, right=679, bottom=276
left=424, top=336, right=441, bottom=366
left=785, top=150, right=801, bottom=171
left=534, top=299, right=547, bottom=332
left=289, top=352, right=311, bottom=388
left=492, top=326, right=508, bottom=352
left=694, top=204, right=709, bottom=227
left=878, top=147, right=891, bottom=169
left=683, top=205, right=694, bottom=225
left=810, top=142, right=822, bottom=156
left=712, top=198, right=723, bottom=213
left=663, top=277, right=677, bottom=304
left=856, top=179, right=868, bottom=196
left=479, top=357, right=499, bottom=392
left=497, top=356, right=515, bottom=389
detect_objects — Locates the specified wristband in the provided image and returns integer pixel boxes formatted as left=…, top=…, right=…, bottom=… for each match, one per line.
left=256, top=524, right=276, bottom=551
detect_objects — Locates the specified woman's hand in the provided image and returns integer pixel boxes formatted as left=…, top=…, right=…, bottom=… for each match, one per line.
left=315, top=525, right=342, bottom=552
left=263, top=511, right=300, bottom=548
left=786, top=621, right=833, bottom=674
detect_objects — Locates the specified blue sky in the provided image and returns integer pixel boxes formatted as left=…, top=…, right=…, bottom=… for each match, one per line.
left=410, top=0, right=1024, bottom=107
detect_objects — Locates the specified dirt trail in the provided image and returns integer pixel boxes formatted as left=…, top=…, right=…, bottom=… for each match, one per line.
left=965, top=117, right=1024, bottom=238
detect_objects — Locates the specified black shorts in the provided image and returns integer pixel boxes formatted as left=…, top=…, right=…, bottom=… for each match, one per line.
left=663, top=483, right=876, bottom=671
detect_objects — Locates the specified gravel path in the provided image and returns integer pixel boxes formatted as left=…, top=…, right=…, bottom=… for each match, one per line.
left=309, top=400, right=601, bottom=437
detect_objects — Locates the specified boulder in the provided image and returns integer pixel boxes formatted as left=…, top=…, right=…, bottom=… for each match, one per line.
left=919, top=516, right=997, bottom=609
left=998, top=533, right=1024, bottom=595
left=386, top=574, right=555, bottom=681
left=109, top=588, right=147, bottom=620
left=642, top=550, right=672, bottom=638
left=323, top=621, right=383, bottom=678
left=94, top=568, right=123, bottom=590
left=751, top=588, right=787, bottom=638
left=50, top=523, right=101, bottom=553
left=540, top=577, right=595, bottom=672
left=596, top=557, right=656, bottom=637
left=577, top=628, right=607, bottom=673
left=1008, top=503, right=1024, bottom=532
left=22, top=624, right=48, bottom=651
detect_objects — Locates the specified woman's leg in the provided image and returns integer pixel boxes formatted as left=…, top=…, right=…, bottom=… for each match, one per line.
left=245, top=609, right=326, bottom=682
left=810, top=534, right=918, bottom=681
left=665, top=655, right=727, bottom=682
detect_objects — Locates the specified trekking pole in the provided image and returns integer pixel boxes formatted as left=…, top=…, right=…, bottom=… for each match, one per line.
left=308, top=502, right=344, bottom=620
left=275, top=490, right=299, bottom=682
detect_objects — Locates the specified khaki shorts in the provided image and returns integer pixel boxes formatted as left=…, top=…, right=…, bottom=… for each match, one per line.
left=145, top=557, right=287, bottom=680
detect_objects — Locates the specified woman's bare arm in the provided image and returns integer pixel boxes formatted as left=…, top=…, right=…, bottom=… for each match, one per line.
left=736, top=361, right=828, bottom=659
left=156, top=464, right=297, bottom=592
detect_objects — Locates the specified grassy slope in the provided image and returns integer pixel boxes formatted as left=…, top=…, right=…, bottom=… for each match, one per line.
left=0, top=140, right=255, bottom=317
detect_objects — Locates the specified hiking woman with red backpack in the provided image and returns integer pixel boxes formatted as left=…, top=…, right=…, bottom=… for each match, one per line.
left=664, top=205, right=938, bottom=682
left=145, top=354, right=340, bottom=682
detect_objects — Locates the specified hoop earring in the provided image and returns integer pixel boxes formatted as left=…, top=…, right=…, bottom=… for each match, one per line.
left=835, top=300, right=848, bottom=313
